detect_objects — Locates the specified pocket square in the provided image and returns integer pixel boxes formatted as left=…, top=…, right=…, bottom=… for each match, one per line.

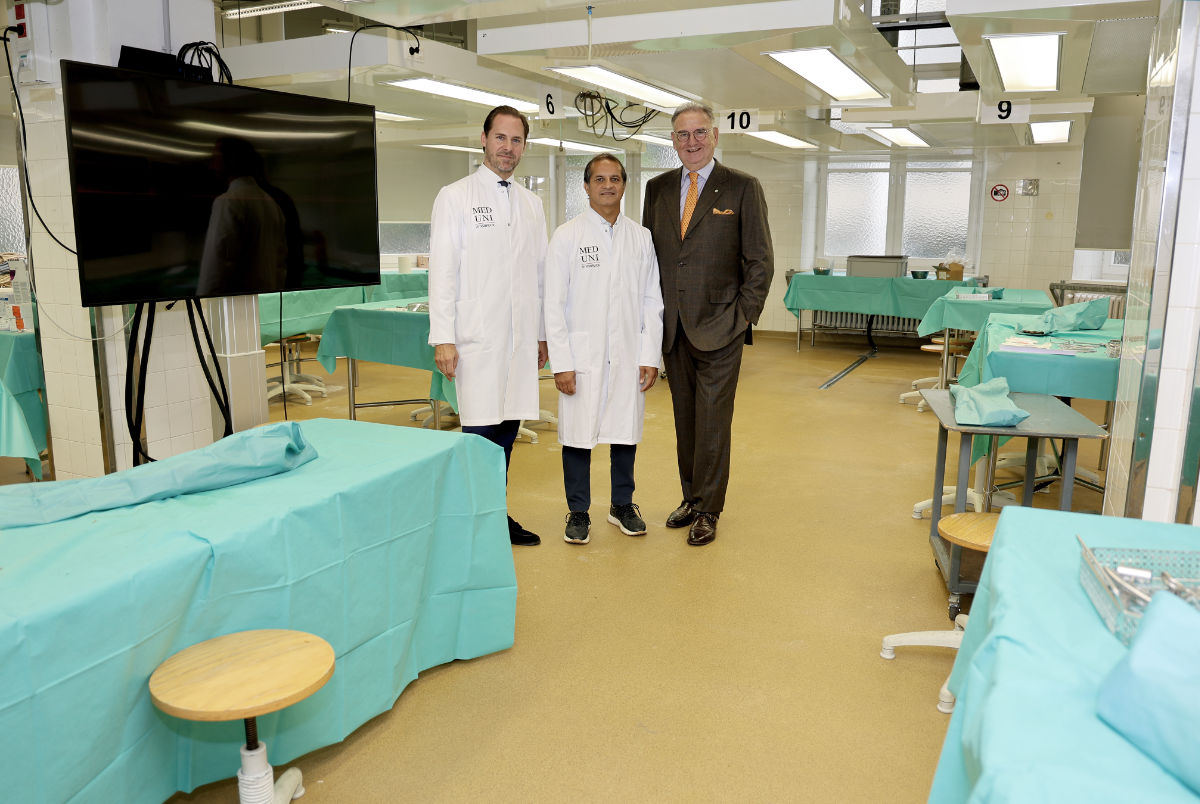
left=712, top=208, right=735, bottom=215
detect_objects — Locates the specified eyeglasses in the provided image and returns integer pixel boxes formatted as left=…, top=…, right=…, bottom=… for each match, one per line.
left=672, top=128, right=711, bottom=143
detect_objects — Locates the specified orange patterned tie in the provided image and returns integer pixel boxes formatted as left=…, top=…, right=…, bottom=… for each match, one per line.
left=680, top=171, right=699, bottom=239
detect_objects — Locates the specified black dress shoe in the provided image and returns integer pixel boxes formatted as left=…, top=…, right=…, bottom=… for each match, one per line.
left=687, top=512, right=718, bottom=546
left=508, top=515, right=541, bottom=546
left=665, top=500, right=698, bottom=528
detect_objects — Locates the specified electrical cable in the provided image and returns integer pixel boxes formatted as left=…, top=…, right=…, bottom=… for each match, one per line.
left=184, top=298, right=233, bottom=438
left=124, top=302, right=157, bottom=466
left=177, top=41, right=233, bottom=84
left=0, top=26, right=138, bottom=342
left=278, top=293, right=288, bottom=421
left=574, top=90, right=659, bottom=141
left=346, top=24, right=421, bottom=102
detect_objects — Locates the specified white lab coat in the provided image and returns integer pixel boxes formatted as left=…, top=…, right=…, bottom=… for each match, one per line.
left=544, top=208, right=664, bottom=449
left=428, top=166, right=547, bottom=426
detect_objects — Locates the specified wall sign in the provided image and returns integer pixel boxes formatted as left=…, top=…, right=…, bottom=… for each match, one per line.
left=717, top=109, right=759, bottom=133
left=990, top=184, right=1010, bottom=202
left=980, top=99, right=1031, bottom=125
left=540, top=86, right=567, bottom=119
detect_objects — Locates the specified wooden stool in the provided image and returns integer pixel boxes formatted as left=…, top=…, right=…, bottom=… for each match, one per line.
left=150, top=629, right=335, bottom=804
left=881, top=513, right=998, bottom=713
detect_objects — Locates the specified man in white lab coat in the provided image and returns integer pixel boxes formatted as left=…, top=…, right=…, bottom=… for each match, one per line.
left=429, top=106, right=549, bottom=546
left=544, top=154, right=664, bottom=544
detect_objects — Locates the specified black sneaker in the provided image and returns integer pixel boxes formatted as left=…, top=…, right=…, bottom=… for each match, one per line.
left=608, top=503, right=647, bottom=536
left=564, top=511, right=591, bottom=544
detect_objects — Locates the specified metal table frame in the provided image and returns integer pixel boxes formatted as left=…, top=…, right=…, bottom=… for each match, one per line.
left=920, top=389, right=1108, bottom=617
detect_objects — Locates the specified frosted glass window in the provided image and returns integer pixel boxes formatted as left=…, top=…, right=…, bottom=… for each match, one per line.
left=824, top=171, right=887, bottom=256
left=567, top=155, right=626, bottom=221
left=641, top=143, right=682, bottom=169
left=902, top=171, right=970, bottom=258
left=0, top=167, right=26, bottom=254
left=379, top=222, right=430, bottom=254
left=828, top=160, right=888, bottom=171
left=909, top=160, right=971, bottom=170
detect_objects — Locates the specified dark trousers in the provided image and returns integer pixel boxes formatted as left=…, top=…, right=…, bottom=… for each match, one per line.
left=463, top=420, right=521, bottom=476
left=562, top=443, right=636, bottom=512
left=662, top=327, right=744, bottom=514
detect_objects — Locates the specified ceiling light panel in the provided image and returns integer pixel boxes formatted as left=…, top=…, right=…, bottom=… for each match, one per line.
left=872, top=127, right=929, bottom=147
left=744, top=131, right=816, bottom=149
left=376, top=111, right=420, bottom=122
left=528, top=138, right=612, bottom=154
left=547, top=66, right=687, bottom=109
left=385, top=79, right=538, bottom=114
left=223, top=1, right=320, bottom=19
left=631, top=134, right=674, bottom=147
left=421, top=144, right=480, bottom=153
left=1029, top=121, right=1071, bottom=144
left=986, top=33, right=1062, bottom=93
left=765, top=48, right=883, bottom=102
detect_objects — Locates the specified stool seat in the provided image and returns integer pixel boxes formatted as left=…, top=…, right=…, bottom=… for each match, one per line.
left=920, top=342, right=969, bottom=356
left=150, top=629, right=334, bottom=722
left=937, top=512, right=999, bottom=552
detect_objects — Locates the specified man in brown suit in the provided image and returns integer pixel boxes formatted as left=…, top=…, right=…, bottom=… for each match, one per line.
left=641, top=102, right=774, bottom=546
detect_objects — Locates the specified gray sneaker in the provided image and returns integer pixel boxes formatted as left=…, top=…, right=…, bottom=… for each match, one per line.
left=564, top=511, right=591, bottom=544
left=608, top=503, right=647, bottom=536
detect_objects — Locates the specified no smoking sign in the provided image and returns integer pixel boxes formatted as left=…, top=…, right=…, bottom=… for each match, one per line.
left=991, top=184, right=1009, bottom=202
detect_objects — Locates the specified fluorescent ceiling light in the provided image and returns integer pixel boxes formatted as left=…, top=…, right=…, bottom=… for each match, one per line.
left=223, top=1, right=319, bottom=19
left=985, top=33, right=1062, bottom=93
left=376, top=111, right=421, bottom=122
left=631, top=134, right=674, bottom=147
left=547, top=66, right=687, bottom=109
left=1029, top=121, right=1071, bottom=144
left=421, top=144, right=480, bottom=153
left=744, top=131, right=816, bottom=149
left=528, top=137, right=611, bottom=154
left=324, top=22, right=355, bottom=34
left=385, top=78, right=538, bottom=114
left=765, top=48, right=883, bottom=101
left=872, top=127, right=929, bottom=147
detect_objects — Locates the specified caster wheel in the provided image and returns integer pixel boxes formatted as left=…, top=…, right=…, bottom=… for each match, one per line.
left=948, top=604, right=961, bottom=621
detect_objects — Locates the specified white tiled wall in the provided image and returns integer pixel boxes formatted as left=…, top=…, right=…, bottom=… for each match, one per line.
left=26, top=0, right=218, bottom=479
left=977, top=148, right=1083, bottom=292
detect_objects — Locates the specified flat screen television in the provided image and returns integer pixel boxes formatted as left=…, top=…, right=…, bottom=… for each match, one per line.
left=62, top=59, right=380, bottom=306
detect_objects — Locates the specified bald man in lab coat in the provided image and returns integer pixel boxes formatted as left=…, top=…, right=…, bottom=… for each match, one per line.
left=544, top=153, right=664, bottom=545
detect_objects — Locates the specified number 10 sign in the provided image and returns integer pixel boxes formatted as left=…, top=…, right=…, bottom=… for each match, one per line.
left=718, top=109, right=760, bottom=133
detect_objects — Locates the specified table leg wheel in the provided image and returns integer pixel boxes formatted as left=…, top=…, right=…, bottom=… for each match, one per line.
left=948, top=603, right=961, bottom=621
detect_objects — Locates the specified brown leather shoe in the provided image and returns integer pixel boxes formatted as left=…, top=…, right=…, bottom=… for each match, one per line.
left=687, top=512, right=718, bottom=546
left=666, top=500, right=698, bottom=528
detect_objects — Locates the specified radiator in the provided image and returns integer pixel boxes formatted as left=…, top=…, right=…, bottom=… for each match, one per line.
left=1063, top=291, right=1126, bottom=319
left=812, top=310, right=921, bottom=336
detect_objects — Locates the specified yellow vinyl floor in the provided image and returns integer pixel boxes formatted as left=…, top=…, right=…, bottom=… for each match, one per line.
left=14, top=331, right=1108, bottom=803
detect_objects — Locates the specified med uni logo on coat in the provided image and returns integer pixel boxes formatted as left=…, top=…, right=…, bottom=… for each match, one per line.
left=578, top=244, right=601, bottom=269
left=472, top=205, right=495, bottom=228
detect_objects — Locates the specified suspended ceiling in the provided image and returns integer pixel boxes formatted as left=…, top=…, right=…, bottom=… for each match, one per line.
left=223, top=0, right=1161, bottom=155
